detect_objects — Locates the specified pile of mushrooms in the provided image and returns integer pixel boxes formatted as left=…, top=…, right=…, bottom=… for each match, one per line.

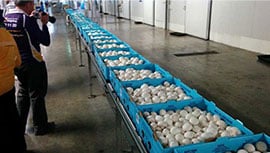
left=113, top=68, right=162, bottom=81
left=88, top=31, right=106, bottom=36
left=93, top=39, right=118, bottom=43
left=104, top=57, right=144, bottom=67
left=91, top=36, right=112, bottom=40
left=143, top=106, right=242, bottom=148
left=96, top=43, right=126, bottom=49
left=126, top=81, right=191, bottom=105
left=99, top=50, right=130, bottom=57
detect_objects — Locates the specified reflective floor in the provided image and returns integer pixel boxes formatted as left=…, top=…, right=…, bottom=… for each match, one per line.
left=24, top=10, right=270, bottom=153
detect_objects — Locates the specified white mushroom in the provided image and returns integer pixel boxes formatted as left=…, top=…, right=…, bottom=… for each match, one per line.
left=237, top=149, right=248, bottom=153
left=243, top=143, right=256, bottom=152
left=255, top=141, right=268, bottom=152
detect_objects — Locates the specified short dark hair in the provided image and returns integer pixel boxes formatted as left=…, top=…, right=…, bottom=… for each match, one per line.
left=15, top=0, right=33, bottom=6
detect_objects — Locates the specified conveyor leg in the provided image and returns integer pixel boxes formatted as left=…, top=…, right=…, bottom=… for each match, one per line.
left=78, top=36, right=85, bottom=67
left=75, top=30, right=79, bottom=51
left=87, top=52, right=96, bottom=98
left=115, top=110, right=121, bottom=153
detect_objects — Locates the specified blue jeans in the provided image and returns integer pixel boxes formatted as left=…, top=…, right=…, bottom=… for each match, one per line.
left=15, top=61, right=49, bottom=132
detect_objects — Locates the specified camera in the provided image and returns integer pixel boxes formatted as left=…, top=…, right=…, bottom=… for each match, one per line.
left=33, top=10, right=56, bottom=24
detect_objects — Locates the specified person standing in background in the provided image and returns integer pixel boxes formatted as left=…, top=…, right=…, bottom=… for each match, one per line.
left=44, top=0, right=48, bottom=10
left=4, top=0, right=55, bottom=136
left=40, top=0, right=44, bottom=12
left=0, top=15, right=27, bottom=153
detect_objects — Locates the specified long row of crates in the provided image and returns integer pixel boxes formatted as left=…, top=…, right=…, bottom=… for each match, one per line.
left=65, top=9, right=270, bottom=153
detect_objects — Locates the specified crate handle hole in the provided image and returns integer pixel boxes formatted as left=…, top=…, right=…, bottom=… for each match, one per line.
left=148, top=141, right=151, bottom=150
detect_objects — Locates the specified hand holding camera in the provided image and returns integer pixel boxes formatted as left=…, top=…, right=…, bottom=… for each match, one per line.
left=31, top=10, right=56, bottom=24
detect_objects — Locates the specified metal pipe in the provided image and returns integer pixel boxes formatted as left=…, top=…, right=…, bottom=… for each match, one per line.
left=129, top=0, right=131, bottom=19
left=114, top=0, right=116, bottom=16
left=207, top=0, right=213, bottom=40
left=99, top=0, right=103, bottom=13
left=153, top=0, right=155, bottom=26
left=165, top=0, right=168, bottom=30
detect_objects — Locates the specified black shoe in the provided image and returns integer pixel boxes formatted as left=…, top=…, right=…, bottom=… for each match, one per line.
left=26, top=122, right=55, bottom=136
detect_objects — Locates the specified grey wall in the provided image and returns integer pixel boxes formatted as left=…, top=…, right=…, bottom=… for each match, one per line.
left=119, top=0, right=130, bottom=19
left=101, top=0, right=270, bottom=54
left=210, top=0, right=270, bottom=54
left=131, top=0, right=144, bottom=22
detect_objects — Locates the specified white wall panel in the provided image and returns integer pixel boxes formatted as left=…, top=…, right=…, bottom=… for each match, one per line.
left=119, top=0, right=130, bottom=19
left=155, top=0, right=166, bottom=28
left=185, top=0, right=211, bottom=39
left=131, top=0, right=144, bottom=22
left=103, top=0, right=109, bottom=14
left=168, top=0, right=186, bottom=33
left=104, top=0, right=115, bottom=15
left=101, top=0, right=106, bottom=13
left=210, top=0, right=270, bottom=54
left=143, top=0, right=154, bottom=25
left=252, top=1, right=270, bottom=41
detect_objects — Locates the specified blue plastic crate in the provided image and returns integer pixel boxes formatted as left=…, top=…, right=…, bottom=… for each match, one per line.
left=87, top=31, right=111, bottom=40
left=77, top=22, right=93, bottom=31
left=92, top=43, right=129, bottom=55
left=109, top=64, right=173, bottom=97
left=92, top=38, right=128, bottom=45
left=137, top=98, right=253, bottom=153
left=95, top=54, right=151, bottom=80
left=88, top=36, right=119, bottom=47
left=85, top=29, right=107, bottom=35
left=92, top=38, right=120, bottom=44
left=119, top=77, right=202, bottom=109
left=92, top=42, right=131, bottom=54
left=82, top=27, right=103, bottom=34
left=174, top=133, right=269, bottom=153
left=88, top=28, right=111, bottom=35
left=84, top=29, right=111, bottom=43
left=89, top=35, right=115, bottom=41
left=93, top=41, right=130, bottom=51
left=88, top=35, right=116, bottom=47
left=118, top=78, right=202, bottom=133
left=78, top=21, right=99, bottom=31
left=94, top=47, right=138, bottom=60
left=81, top=30, right=93, bottom=44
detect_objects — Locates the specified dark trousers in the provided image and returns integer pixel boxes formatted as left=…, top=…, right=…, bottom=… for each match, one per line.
left=0, top=88, right=27, bottom=153
left=15, top=62, right=49, bottom=132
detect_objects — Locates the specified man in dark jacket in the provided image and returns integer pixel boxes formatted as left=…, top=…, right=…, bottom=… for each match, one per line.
left=0, top=13, right=27, bottom=153
left=5, top=0, right=55, bottom=136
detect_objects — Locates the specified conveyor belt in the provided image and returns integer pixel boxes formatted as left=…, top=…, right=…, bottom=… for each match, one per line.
left=70, top=20, right=148, bottom=153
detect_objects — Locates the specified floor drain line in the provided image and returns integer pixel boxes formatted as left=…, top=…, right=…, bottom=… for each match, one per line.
left=174, top=50, right=218, bottom=57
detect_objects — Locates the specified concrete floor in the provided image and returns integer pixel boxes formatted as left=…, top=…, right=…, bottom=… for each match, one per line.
left=24, top=12, right=270, bottom=153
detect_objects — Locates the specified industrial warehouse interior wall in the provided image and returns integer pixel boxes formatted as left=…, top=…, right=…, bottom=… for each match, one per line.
left=143, top=0, right=154, bottom=25
left=130, top=0, right=144, bottom=22
left=100, top=0, right=269, bottom=54
left=185, top=0, right=211, bottom=39
left=168, top=0, right=186, bottom=33
left=119, top=0, right=130, bottom=19
left=210, top=1, right=270, bottom=54
left=130, top=0, right=211, bottom=39
left=103, top=0, right=116, bottom=15
left=155, top=0, right=166, bottom=29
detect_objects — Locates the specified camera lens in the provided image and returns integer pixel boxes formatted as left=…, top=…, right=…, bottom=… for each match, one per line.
left=41, top=12, right=56, bottom=23
left=48, top=16, right=56, bottom=23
